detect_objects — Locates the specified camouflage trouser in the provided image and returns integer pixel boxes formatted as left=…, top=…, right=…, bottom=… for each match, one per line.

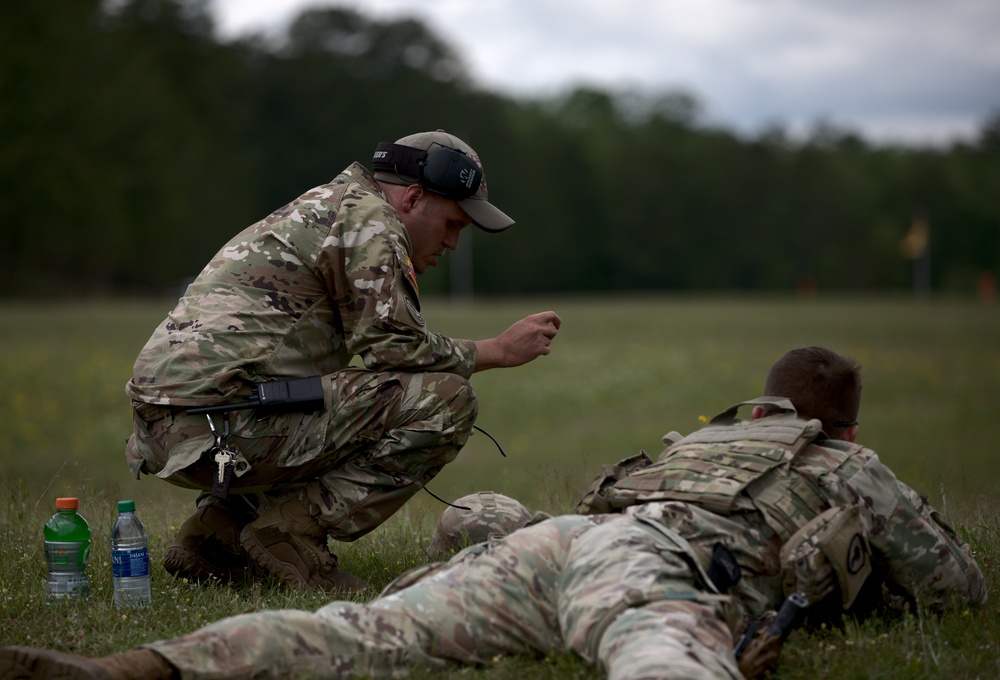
left=145, top=514, right=744, bottom=679
left=125, top=368, right=477, bottom=540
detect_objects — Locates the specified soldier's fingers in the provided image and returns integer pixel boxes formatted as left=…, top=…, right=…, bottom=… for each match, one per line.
left=530, top=311, right=561, bottom=329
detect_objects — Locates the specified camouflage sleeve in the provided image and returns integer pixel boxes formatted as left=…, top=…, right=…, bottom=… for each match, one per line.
left=319, top=191, right=476, bottom=377
left=847, top=453, right=986, bottom=610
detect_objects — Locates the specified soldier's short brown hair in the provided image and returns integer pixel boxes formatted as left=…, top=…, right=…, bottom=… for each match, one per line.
left=764, top=346, right=862, bottom=435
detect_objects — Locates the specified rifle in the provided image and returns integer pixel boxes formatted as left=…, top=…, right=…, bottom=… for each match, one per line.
left=733, top=592, right=809, bottom=678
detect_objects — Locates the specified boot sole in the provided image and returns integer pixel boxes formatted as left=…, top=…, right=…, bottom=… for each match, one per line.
left=0, top=647, right=112, bottom=680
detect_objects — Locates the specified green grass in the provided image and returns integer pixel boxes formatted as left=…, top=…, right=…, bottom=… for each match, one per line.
left=1, top=295, right=999, bottom=678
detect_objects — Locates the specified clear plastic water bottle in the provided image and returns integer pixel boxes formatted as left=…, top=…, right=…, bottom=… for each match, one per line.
left=111, top=499, right=152, bottom=608
left=44, top=497, right=91, bottom=599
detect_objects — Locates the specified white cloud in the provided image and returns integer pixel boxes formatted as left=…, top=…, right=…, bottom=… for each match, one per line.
left=209, top=0, right=1000, bottom=144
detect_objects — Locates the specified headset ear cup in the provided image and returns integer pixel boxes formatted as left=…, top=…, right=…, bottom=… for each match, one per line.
left=421, top=147, right=481, bottom=199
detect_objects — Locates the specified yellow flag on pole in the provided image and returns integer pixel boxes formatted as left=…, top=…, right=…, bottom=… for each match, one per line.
left=900, top=217, right=930, bottom=260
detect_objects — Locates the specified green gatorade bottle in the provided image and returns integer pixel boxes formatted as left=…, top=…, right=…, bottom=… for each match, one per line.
left=44, top=497, right=92, bottom=599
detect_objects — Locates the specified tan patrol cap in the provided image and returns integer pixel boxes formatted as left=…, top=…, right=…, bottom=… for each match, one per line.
left=373, top=129, right=514, bottom=233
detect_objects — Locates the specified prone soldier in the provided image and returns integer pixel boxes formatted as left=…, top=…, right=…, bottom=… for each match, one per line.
left=3, top=347, right=984, bottom=679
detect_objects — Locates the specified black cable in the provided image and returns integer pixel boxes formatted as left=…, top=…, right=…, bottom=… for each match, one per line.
left=421, top=424, right=507, bottom=509
left=422, top=486, right=471, bottom=510
left=473, top=424, right=507, bottom=457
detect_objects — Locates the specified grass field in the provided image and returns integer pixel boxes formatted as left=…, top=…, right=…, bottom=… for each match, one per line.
left=1, top=295, right=998, bottom=678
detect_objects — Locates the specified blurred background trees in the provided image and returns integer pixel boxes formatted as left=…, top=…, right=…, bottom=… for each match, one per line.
left=2, top=0, right=997, bottom=298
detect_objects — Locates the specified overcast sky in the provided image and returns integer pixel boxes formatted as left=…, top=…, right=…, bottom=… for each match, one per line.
left=210, top=0, right=1000, bottom=146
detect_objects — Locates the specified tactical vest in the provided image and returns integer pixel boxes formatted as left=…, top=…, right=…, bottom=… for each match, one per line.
left=595, top=398, right=833, bottom=543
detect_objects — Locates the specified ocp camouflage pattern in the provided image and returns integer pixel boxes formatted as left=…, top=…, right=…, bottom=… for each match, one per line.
left=140, top=407, right=985, bottom=679
left=123, top=162, right=480, bottom=539
left=126, top=162, right=476, bottom=408
left=578, top=406, right=987, bottom=616
left=127, top=367, right=478, bottom=541
left=146, top=513, right=743, bottom=679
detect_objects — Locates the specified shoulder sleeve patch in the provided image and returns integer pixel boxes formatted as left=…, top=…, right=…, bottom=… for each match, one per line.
left=403, top=255, right=419, bottom=294
left=404, top=297, right=425, bottom=327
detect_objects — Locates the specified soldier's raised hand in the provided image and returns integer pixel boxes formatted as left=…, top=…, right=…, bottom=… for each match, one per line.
left=474, top=311, right=561, bottom=371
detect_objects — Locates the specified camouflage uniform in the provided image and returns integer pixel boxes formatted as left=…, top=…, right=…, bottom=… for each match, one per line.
left=146, top=512, right=741, bottom=679
left=139, top=399, right=984, bottom=680
left=124, top=162, right=478, bottom=539
left=573, top=398, right=986, bottom=620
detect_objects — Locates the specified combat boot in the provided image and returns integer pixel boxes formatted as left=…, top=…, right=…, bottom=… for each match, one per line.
left=163, top=505, right=250, bottom=583
left=240, top=497, right=368, bottom=594
left=0, top=646, right=176, bottom=680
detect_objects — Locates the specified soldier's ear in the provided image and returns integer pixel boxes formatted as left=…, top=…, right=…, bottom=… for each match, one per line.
left=383, top=182, right=425, bottom=217
left=751, top=406, right=766, bottom=420
left=398, top=184, right=426, bottom=214
left=843, top=424, right=859, bottom=443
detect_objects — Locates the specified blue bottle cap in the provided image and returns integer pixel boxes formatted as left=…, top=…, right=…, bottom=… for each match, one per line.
left=117, top=500, right=136, bottom=513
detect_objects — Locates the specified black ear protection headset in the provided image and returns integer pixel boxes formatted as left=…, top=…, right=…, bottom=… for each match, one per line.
left=372, top=142, right=482, bottom=200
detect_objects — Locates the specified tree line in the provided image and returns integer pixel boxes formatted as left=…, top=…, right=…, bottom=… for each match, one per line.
left=2, top=0, right=998, bottom=298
